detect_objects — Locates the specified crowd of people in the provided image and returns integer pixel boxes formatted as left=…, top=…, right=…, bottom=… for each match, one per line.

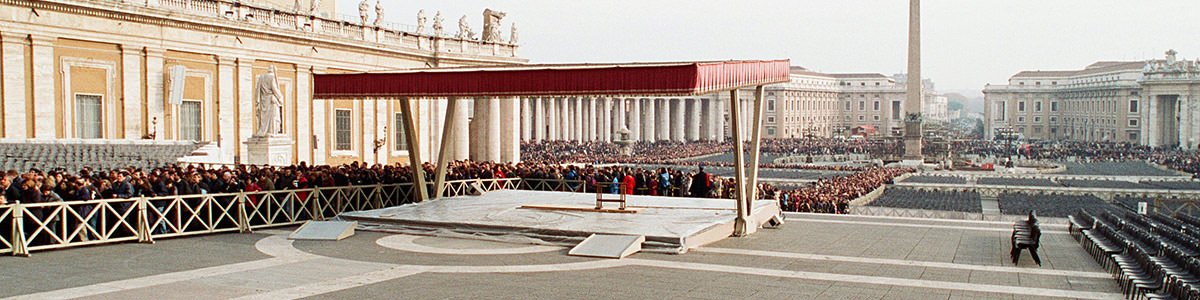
left=520, top=140, right=731, bottom=165
left=771, top=167, right=914, bottom=214
left=950, top=140, right=1200, bottom=175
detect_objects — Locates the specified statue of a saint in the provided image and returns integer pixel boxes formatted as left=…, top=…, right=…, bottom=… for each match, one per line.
left=308, top=0, right=319, bottom=15
left=254, top=66, right=285, bottom=137
left=373, top=0, right=383, bottom=27
left=456, top=15, right=473, bottom=40
left=482, top=9, right=506, bottom=42
left=509, top=22, right=518, bottom=44
left=432, top=11, right=444, bottom=37
left=358, top=0, right=369, bottom=25
left=415, top=9, right=427, bottom=35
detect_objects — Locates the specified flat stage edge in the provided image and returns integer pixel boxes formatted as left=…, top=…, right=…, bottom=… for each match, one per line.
left=336, top=190, right=782, bottom=254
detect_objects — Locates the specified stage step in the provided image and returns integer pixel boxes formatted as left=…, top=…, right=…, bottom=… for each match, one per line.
left=289, top=221, right=357, bottom=241
left=568, top=234, right=645, bottom=259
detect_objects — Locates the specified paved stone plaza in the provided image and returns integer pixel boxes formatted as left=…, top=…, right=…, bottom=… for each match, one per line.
left=0, top=213, right=1120, bottom=299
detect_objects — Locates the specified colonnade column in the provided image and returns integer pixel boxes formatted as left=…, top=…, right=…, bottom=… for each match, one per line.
left=452, top=98, right=470, bottom=160
left=559, top=98, right=571, bottom=141
left=671, top=98, right=685, bottom=142
left=470, top=97, right=488, bottom=161
left=641, top=98, right=655, bottom=142
left=122, top=45, right=145, bottom=139
left=628, top=98, right=640, bottom=140
left=546, top=98, right=558, bottom=141
left=599, top=97, right=611, bottom=142
left=532, top=98, right=544, bottom=141
left=613, top=98, right=625, bottom=135
left=699, top=98, right=711, bottom=141
left=486, top=98, right=502, bottom=162
left=500, top=97, right=520, bottom=162
left=715, top=98, right=726, bottom=142
left=585, top=98, right=596, bottom=141
left=657, top=99, right=669, bottom=141
left=686, top=99, right=701, bottom=141
left=521, top=98, right=532, bottom=141
left=573, top=97, right=584, bottom=141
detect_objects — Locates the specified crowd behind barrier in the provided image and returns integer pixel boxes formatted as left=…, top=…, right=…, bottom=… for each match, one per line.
left=955, top=140, right=1200, bottom=175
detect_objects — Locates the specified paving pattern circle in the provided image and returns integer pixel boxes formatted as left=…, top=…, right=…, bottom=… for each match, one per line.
left=375, top=234, right=564, bottom=255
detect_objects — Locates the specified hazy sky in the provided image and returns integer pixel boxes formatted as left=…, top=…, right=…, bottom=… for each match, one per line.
left=342, top=0, right=1199, bottom=97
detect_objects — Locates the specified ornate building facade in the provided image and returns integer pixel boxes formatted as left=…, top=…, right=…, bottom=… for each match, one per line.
left=758, top=67, right=947, bottom=139
left=0, top=0, right=524, bottom=165
left=983, top=50, right=1200, bottom=149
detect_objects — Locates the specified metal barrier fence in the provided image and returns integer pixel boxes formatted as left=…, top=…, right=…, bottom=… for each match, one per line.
left=1, top=178, right=522, bottom=256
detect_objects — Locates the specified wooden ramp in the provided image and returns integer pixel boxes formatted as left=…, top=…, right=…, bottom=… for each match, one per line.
left=568, top=234, right=645, bottom=259
left=289, top=221, right=357, bottom=241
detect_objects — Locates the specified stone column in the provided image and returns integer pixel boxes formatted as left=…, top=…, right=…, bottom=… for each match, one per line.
left=1, top=32, right=26, bottom=138
left=576, top=97, right=585, bottom=141
left=216, top=56, right=236, bottom=162
left=559, top=97, right=571, bottom=141
left=613, top=98, right=626, bottom=133
left=470, top=97, right=488, bottom=161
left=599, top=98, right=611, bottom=142
left=30, top=36, right=54, bottom=138
left=295, top=65, right=313, bottom=164
left=641, top=98, right=655, bottom=142
left=452, top=98, right=470, bottom=160
left=499, top=97, right=518, bottom=162
left=628, top=98, right=641, bottom=141
left=532, top=97, right=544, bottom=141
left=687, top=98, right=701, bottom=141
left=120, top=45, right=145, bottom=139
left=715, top=98, right=726, bottom=142
left=584, top=98, right=595, bottom=141
left=671, top=98, right=685, bottom=142
left=546, top=97, right=558, bottom=140
left=235, top=58, right=254, bottom=160
left=700, top=98, right=712, bottom=141
left=656, top=99, right=669, bottom=141
left=521, top=98, right=532, bottom=141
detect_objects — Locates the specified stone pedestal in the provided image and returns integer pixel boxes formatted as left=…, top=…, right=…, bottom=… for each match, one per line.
left=243, top=135, right=295, bottom=166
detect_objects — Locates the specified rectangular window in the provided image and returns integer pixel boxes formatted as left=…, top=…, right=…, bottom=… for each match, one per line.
left=891, top=101, right=900, bottom=119
left=179, top=100, right=202, bottom=141
left=335, top=109, right=352, bottom=150
left=1018, top=116, right=1025, bottom=123
left=997, top=102, right=1006, bottom=121
left=844, top=101, right=851, bottom=110
left=858, top=115, right=865, bottom=121
left=767, top=100, right=775, bottom=112
left=766, top=127, right=775, bottom=135
left=394, top=113, right=408, bottom=151
left=873, top=115, right=880, bottom=121
left=1035, top=101, right=1042, bottom=112
left=1018, top=101, right=1026, bottom=112
left=1129, top=131, right=1139, bottom=141
left=767, top=116, right=775, bottom=123
left=1129, top=119, right=1138, bottom=127
left=1034, top=117, right=1041, bottom=122
left=75, top=94, right=103, bottom=139
left=1050, top=117, right=1057, bottom=123
left=858, top=101, right=865, bottom=111
left=873, top=101, right=880, bottom=111
left=1051, top=101, right=1058, bottom=112
left=1129, top=99, right=1139, bottom=113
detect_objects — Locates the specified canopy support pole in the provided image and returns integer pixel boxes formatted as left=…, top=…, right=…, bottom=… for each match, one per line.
left=746, top=85, right=766, bottom=215
left=730, top=89, right=752, bottom=236
left=399, top=97, right=429, bottom=202
left=433, top=97, right=459, bottom=198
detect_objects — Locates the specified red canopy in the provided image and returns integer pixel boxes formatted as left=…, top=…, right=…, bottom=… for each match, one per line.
left=312, top=60, right=790, bottom=99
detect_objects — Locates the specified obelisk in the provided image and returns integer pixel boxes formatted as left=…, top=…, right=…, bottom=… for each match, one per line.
left=903, top=0, right=924, bottom=161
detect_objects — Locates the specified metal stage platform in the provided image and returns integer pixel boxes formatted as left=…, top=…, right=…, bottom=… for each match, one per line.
left=337, top=190, right=782, bottom=253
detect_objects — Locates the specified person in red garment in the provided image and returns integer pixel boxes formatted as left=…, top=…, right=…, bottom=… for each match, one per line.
left=622, top=170, right=635, bottom=195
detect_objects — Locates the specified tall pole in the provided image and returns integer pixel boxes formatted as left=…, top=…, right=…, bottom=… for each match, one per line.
left=903, top=0, right=924, bottom=161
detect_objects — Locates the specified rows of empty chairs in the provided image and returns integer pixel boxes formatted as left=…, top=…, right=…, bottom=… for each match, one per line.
left=0, top=139, right=206, bottom=171
left=1073, top=208, right=1200, bottom=299
left=1116, top=196, right=1200, bottom=218
left=1143, top=181, right=1200, bottom=190
left=977, top=177, right=1061, bottom=187
left=1060, top=179, right=1161, bottom=190
left=997, top=192, right=1112, bottom=217
left=868, top=189, right=982, bottom=213
left=899, top=175, right=966, bottom=184
left=1060, top=161, right=1182, bottom=177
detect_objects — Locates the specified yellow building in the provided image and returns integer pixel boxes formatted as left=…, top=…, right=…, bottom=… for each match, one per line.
left=0, top=0, right=524, bottom=165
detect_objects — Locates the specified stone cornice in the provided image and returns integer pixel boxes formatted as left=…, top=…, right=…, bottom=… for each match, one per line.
left=0, top=0, right=525, bottom=66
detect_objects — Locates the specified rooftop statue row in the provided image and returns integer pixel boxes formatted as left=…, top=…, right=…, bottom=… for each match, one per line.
left=1144, top=49, right=1200, bottom=74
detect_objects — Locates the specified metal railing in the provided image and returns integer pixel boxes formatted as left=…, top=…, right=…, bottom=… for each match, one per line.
left=0, top=178, right=530, bottom=256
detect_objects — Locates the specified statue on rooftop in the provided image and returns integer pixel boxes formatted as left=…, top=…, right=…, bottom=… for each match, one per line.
left=373, top=0, right=383, bottom=27
left=308, top=0, right=319, bottom=15
left=456, top=15, right=474, bottom=40
left=482, top=9, right=506, bottom=42
left=432, top=11, right=444, bottom=37
left=358, top=0, right=369, bottom=25
left=415, top=9, right=427, bottom=35
left=509, top=22, right=518, bottom=44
